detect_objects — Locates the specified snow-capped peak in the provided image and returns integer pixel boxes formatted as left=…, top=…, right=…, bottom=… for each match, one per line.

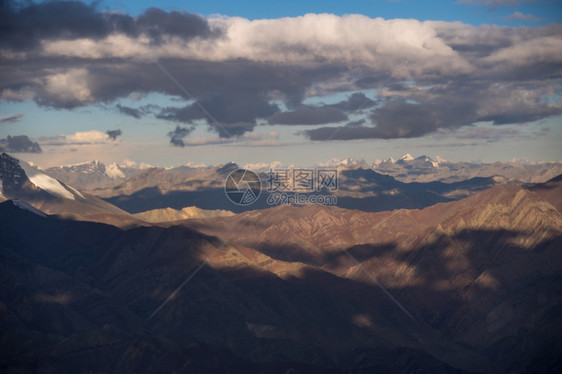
left=106, top=162, right=125, bottom=179
left=18, top=160, right=76, bottom=200
left=339, top=157, right=368, bottom=168
left=399, top=154, right=414, bottom=161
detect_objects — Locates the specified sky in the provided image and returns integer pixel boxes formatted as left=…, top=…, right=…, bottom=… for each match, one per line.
left=0, top=0, right=561, bottom=168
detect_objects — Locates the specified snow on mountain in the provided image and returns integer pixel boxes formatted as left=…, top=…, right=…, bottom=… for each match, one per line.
left=118, top=159, right=154, bottom=170
left=44, top=159, right=148, bottom=190
left=106, top=162, right=126, bottom=179
left=399, top=153, right=414, bottom=161
left=18, top=159, right=76, bottom=200
left=12, top=199, right=47, bottom=217
left=317, top=157, right=368, bottom=169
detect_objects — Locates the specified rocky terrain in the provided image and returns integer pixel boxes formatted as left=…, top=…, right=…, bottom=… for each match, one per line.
left=133, top=206, right=234, bottom=223
left=0, top=153, right=142, bottom=228
left=371, top=155, right=562, bottom=183
left=1, top=168, right=561, bottom=372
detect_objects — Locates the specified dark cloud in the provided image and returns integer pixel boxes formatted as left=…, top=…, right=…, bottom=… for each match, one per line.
left=0, top=135, right=42, bottom=153
left=0, top=2, right=560, bottom=143
left=327, top=92, right=377, bottom=112
left=158, top=92, right=279, bottom=137
left=135, top=8, right=216, bottom=43
left=116, top=104, right=143, bottom=118
left=305, top=76, right=562, bottom=141
left=345, top=119, right=367, bottom=127
left=167, top=125, right=194, bottom=147
left=0, top=113, right=23, bottom=123
left=0, top=1, right=216, bottom=50
left=106, top=129, right=122, bottom=140
left=268, top=106, right=347, bottom=125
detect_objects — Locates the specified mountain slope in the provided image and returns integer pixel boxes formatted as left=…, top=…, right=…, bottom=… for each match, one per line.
left=182, top=178, right=562, bottom=372
left=96, top=162, right=497, bottom=214
left=373, top=155, right=562, bottom=183
left=133, top=205, right=235, bottom=223
left=44, top=160, right=144, bottom=190
left=0, top=153, right=142, bottom=227
left=1, top=178, right=561, bottom=372
left=0, top=200, right=476, bottom=373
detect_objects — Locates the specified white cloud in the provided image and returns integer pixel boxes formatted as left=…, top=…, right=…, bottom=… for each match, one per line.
left=39, top=130, right=119, bottom=146
left=506, top=12, right=541, bottom=22
left=481, top=36, right=562, bottom=66
left=243, top=161, right=291, bottom=170
left=44, top=69, right=93, bottom=106
left=1, top=87, right=35, bottom=101
left=38, top=14, right=474, bottom=78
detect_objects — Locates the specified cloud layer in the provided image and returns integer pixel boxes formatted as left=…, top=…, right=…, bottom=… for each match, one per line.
left=1, top=1, right=561, bottom=143
left=0, top=135, right=42, bottom=153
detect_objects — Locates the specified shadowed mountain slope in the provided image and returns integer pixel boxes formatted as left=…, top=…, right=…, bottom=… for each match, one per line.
left=1, top=177, right=561, bottom=372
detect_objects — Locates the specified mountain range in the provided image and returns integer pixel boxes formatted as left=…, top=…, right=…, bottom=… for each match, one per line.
left=0, top=153, right=141, bottom=228
left=44, top=160, right=146, bottom=190
left=1, top=152, right=561, bottom=372
left=44, top=155, right=562, bottom=192
left=82, top=162, right=498, bottom=214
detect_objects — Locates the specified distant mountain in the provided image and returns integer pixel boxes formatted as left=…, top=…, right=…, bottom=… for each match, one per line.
left=0, top=153, right=141, bottom=227
left=2, top=177, right=561, bottom=372
left=44, top=160, right=145, bottom=190
left=182, top=177, right=562, bottom=372
left=93, top=162, right=497, bottom=214
left=372, top=154, right=562, bottom=183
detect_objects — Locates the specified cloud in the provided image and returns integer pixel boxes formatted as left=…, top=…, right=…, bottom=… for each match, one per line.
left=327, top=92, right=377, bottom=112
left=39, top=130, right=121, bottom=145
left=432, top=125, right=522, bottom=142
left=40, top=68, right=93, bottom=107
left=0, top=2, right=561, bottom=143
left=268, top=106, right=348, bottom=125
left=167, top=125, right=194, bottom=147
left=506, top=12, right=541, bottom=22
left=106, top=129, right=122, bottom=140
left=0, top=113, right=23, bottom=123
left=0, top=135, right=42, bottom=153
left=175, top=131, right=279, bottom=146
left=158, top=92, right=279, bottom=137
left=116, top=104, right=143, bottom=118
left=305, top=77, right=562, bottom=140
left=0, top=1, right=217, bottom=51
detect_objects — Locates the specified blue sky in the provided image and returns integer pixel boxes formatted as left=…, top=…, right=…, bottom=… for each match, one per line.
left=103, top=0, right=562, bottom=26
left=0, top=0, right=561, bottom=167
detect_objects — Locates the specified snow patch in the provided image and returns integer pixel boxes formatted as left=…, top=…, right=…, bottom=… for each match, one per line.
left=106, top=162, right=125, bottom=179
left=67, top=185, right=85, bottom=199
left=399, top=154, right=414, bottom=161
left=18, top=160, right=75, bottom=200
left=12, top=200, right=47, bottom=218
